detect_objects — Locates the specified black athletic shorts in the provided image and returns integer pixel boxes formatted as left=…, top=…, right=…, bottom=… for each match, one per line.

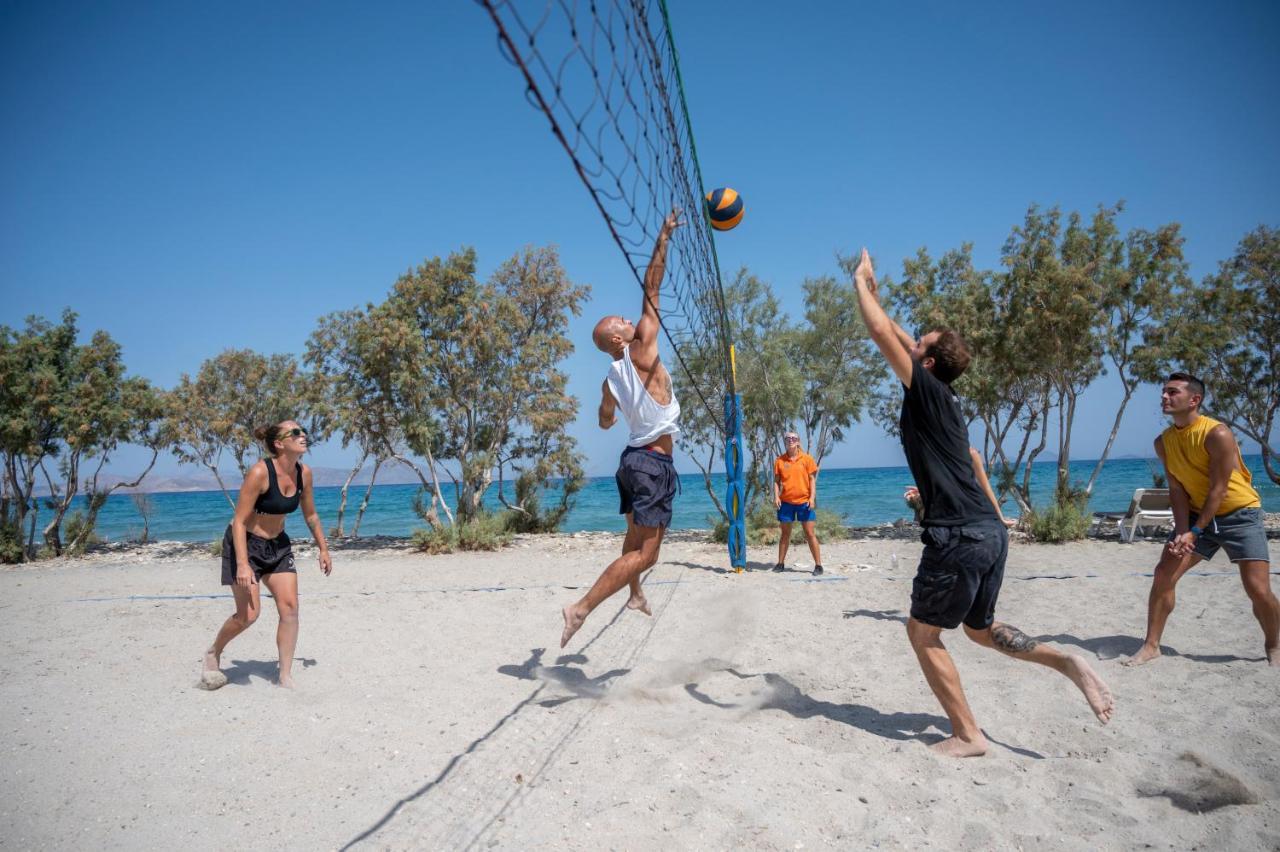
left=616, top=446, right=677, bottom=529
left=909, top=520, right=1008, bottom=630
left=220, top=524, right=296, bottom=585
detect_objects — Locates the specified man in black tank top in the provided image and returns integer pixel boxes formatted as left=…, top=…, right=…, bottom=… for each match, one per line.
left=853, top=248, right=1113, bottom=757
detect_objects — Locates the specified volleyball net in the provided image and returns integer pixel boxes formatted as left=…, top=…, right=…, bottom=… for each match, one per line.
left=478, top=0, right=746, bottom=568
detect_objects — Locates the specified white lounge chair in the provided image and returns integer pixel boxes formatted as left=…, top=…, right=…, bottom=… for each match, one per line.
left=1118, top=488, right=1174, bottom=543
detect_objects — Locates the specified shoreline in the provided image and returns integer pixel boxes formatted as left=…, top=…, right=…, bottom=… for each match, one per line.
left=12, top=512, right=1277, bottom=569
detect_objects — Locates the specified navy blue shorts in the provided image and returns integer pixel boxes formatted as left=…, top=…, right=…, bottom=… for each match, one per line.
left=909, top=520, right=1008, bottom=630
left=616, top=446, right=677, bottom=529
left=777, top=501, right=816, bottom=523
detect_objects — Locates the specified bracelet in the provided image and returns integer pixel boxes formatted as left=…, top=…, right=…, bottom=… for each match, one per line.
left=1189, top=525, right=1203, bottom=537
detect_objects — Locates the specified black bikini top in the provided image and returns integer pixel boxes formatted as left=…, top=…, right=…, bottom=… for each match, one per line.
left=254, top=459, right=303, bottom=515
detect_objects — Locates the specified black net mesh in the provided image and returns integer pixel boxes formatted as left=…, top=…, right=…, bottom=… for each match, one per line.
left=479, top=0, right=735, bottom=432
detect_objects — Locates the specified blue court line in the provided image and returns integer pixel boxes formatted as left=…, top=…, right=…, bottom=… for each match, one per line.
left=63, top=567, right=1273, bottom=604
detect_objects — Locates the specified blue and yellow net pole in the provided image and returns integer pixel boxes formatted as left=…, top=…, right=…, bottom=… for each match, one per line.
left=724, top=347, right=747, bottom=571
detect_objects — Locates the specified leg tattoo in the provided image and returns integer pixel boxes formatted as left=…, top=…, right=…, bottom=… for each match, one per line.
left=991, top=622, right=1039, bottom=653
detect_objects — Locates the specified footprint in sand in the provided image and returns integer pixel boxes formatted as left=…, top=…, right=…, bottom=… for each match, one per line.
left=1137, top=752, right=1259, bottom=812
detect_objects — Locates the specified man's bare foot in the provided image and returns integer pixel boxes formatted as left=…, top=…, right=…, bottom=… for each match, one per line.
left=202, top=648, right=220, bottom=673
left=1121, top=644, right=1162, bottom=667
left=277, top=673, right=296, bottom=689
left=1267, top=646, right=1279, bottom=668
left=930, top=735, right=988, bottom=758
left=1063, top=654, right=1114, bottom=724
left=561, top=604, right=587, bottom=649
left=626, top=593, right=652, bottom=616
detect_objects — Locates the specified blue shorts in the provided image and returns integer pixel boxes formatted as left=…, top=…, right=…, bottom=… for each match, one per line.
left=616, top=446, right=677, bottom=529
left=777, top=501, right=816, bottom=523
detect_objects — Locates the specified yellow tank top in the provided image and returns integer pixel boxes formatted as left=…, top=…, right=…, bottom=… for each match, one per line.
left=1160, top=415, right=1260, bottom=514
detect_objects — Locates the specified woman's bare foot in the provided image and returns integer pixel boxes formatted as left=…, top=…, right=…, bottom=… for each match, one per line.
left=1267, top=646, right=1279, bottom=668
left=626, top=593, right=652, bottom=616
left=1122, top=644, right=1162, bottom=667
left=277, top=673, right=296, bottom=689
left=930, top=734, right=988, bottom=758
left=202, top=648, right=220, bottom=673
left=561, top=604, right=587, bottom=648
left=1063, top=654, right=1114, bottom=723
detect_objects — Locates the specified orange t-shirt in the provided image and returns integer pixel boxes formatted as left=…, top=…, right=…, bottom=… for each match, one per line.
left=774, top=452, right=818, bottom=504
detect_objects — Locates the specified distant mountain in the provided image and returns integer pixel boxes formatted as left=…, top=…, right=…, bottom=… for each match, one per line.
left=32, top=459, right=431, bottom=496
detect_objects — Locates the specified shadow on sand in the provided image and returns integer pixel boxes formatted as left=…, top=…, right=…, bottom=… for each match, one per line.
left=497, top=648, right=630, bottom=707
left=222, top=657, right=316, bottom=685
left=685, top=668, right=1044, bottom=759
left=1036, top=633, right=1263, bottom=664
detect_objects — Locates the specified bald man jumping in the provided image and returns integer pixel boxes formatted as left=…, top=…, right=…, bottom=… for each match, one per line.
left=561, top=209, right=683, bottom=648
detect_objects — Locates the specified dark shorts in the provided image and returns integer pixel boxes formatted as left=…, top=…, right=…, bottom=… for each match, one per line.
left=1171, top=506, right=1270, bottom=564
left=220, top=524, right=296, bottom=585
left=616, top=446, right=677, bottom=529
left=777, top=501, right=816, bottom=523
left=910, top=520, right=1008, bottom=630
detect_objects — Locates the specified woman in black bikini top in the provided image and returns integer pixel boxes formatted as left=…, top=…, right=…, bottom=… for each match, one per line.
left=200, top=419, right=332, bottom=690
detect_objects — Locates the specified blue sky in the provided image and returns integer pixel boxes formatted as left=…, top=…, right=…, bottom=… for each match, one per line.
left=3, top=1, right=1278, bottom=478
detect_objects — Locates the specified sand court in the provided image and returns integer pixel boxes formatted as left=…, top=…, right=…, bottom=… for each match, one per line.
left=2, top=533, right=1278, bottom=849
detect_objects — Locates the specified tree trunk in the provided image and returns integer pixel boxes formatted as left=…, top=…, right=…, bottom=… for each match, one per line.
left=42, top=454, right=79, bottom=556
left=1021, top=390, right=1051, bottom=508
left=207, top=453, right=236, bottom=511
left=1085, top=381, right=1135, bottom=495
left=386, top=441, right=453, bottom=527
left=351, top=457, right=383, bottom=538
left=68, top=449, right=160, bottom=553
left=333, top=452, right=368, bottom=538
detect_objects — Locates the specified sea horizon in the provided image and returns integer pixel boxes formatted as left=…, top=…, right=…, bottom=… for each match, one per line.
left=31, top=454, right=1278, bottom=545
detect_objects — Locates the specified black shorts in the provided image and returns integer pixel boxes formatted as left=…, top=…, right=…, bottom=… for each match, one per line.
left=909, top=520, right=1008, bottom=630
left=616, top=446, right=677, bottom=529
left=220, top=525, right=297, bottom=585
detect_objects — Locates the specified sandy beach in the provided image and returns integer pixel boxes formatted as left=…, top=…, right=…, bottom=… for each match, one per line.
left=2, top=531, right=1278, bottom=850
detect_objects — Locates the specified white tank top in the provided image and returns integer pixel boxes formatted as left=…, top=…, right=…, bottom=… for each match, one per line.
left=606, top=345, right=681, bottom=447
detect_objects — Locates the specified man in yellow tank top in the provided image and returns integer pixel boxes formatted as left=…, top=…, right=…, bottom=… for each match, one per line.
left=1124, top=373, right=1278, bottom=667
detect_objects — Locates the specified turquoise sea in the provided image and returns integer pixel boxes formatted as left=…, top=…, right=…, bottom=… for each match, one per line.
left=47, top=455, right=1279, bottom=544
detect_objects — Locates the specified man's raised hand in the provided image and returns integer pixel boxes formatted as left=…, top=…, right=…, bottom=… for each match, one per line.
left=854, top=247, right=877, bottom=297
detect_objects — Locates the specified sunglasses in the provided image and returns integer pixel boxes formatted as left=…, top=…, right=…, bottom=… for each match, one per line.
left=784, top=436, right=800, bottom=443
left=278, top=427, right=308, bottom=439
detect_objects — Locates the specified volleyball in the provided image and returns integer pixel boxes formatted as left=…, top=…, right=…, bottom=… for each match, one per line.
left=705, top=187, right=744, bottom=231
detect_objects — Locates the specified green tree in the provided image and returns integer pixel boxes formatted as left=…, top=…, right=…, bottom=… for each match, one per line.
left=379, top=245, right=588, bottom=525
left=1151, top=225, right=1280, bottom=484
left=168, top=349, right=322, bottom=509
left=681, top=269, right=801, bottom=517
left=39, top=331, right=168, bottom=555
left=1083, top=218, right=1187, bottom=494
left=306, top=309, right=409, bottom=537
left=0, top=311, right=76, bottom=561
left=792, top=273, right=887, bottom=464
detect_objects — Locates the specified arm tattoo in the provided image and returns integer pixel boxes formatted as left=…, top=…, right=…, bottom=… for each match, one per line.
left=991, top=622, right=1039, bottom=653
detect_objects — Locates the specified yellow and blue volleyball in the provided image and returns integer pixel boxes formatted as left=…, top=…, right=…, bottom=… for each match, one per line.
left=705, top=187, right=744, bottom=231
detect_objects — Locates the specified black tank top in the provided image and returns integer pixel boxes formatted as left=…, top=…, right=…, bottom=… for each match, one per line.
left=254, top=459, right=303, bottom=515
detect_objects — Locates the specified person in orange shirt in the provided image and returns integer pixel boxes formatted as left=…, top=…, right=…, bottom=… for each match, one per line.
left=1124, top=372, right=1278, bottom=667
left=772, top=431, right=823, bottom=575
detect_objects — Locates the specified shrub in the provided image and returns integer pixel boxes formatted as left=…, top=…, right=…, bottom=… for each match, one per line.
left=411, top=524, right=455, bottom=554
left=412, top=512, right=514, bottom=554
left=209, top=537, right=223, bottom=558
left=62, top=511, right=101, bottom=555
left=712, top=502, right=848, bottom=545
left=0, top=518, right=23, bottom=564
left=1027, top=498, right=1091, bottom=543
left=456, top=512, right=513, bottom=551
